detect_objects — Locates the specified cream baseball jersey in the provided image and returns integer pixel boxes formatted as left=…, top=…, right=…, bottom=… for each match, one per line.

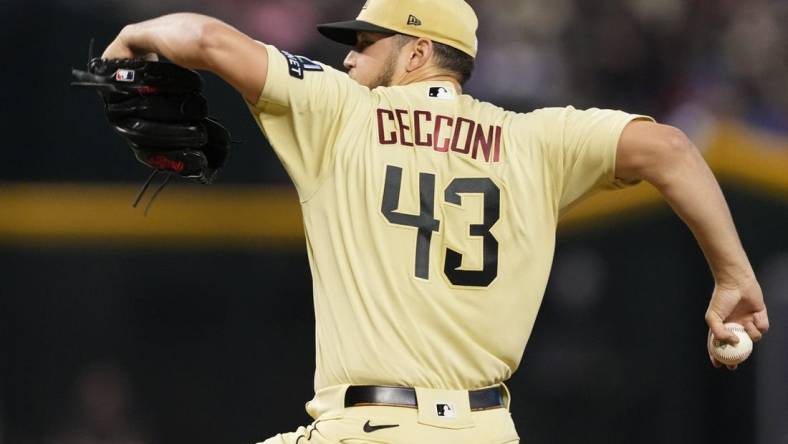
left=248, top=45, right=649, bottom=395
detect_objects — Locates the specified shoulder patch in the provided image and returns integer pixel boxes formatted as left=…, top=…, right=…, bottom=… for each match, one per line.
left=280, top=50, right=324, bottom=79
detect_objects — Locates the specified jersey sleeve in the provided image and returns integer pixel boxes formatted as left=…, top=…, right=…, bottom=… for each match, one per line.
left=247, top=44, right=373, bottom=201
left=532, top=106, right=653, bottom=212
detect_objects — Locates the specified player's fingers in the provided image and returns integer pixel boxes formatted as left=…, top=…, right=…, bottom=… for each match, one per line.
left=706, top=314, right=739, bottom=344
left=745, top=322, right=763, bottom=342
left=707, top=330, right=721, bottom=368
left=754, top=310, right=770, bottom=333
left=726, top=364, right=738, bottom=371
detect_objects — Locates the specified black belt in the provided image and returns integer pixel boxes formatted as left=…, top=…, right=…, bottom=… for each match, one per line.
left=344, top=385, right=504, bottom=411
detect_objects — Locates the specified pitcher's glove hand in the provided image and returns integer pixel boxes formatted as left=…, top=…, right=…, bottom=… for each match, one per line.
left=71, top=57, right=230, bottom=185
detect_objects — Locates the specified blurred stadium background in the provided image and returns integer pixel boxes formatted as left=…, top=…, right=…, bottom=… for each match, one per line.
left=2, top=0, right=787, bottom=443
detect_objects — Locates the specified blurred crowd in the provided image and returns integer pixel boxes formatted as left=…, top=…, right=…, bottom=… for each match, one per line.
left=46, top=363, right=151, bottom=444
left=59, top=0, right=788, bottom=132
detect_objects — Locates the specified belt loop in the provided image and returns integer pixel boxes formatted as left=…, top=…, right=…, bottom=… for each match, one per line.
left=499, top=382, right=512, bottom=410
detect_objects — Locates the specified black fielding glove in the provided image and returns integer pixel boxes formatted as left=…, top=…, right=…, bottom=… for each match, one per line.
left=72, top=57, right=231, bottom=186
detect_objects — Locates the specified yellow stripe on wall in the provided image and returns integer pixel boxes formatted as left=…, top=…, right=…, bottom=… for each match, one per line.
left=557, top=182, right=665, bottom=229
left=0, top=122, right=786, bottom=248
left=705, top=122, right=788, bottom=197
left=0, top=183, right=304, bottom=248
left=558, top=121, right=788, bottom=228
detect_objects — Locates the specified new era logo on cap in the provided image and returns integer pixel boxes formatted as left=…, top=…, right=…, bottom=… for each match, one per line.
left=407, top=14, right=422, bottom=26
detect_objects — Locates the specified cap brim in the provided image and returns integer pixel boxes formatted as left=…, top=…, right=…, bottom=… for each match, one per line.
left=317, top=20, right=396, bottom=46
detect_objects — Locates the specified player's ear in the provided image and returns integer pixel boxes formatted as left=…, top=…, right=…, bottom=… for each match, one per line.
left=405, top=38, right=433, bottom=72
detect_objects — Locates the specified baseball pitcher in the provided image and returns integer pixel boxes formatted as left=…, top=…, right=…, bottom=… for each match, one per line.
left=91, top=0, right=769, bottom=442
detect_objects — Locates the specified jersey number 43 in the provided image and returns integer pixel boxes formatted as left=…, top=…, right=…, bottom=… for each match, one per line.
left=381, top=165, right=500, bottom=288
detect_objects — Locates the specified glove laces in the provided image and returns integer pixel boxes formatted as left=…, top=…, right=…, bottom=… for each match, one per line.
left=132, top=170, right=173, bottom=216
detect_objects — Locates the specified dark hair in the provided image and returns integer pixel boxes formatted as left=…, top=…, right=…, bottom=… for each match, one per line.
left=431, top=42, right=475, bottom=85
left=394, top=35, right=475, bottom=85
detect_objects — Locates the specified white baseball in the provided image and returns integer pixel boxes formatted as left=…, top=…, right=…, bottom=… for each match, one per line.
left=707, top=322, right=753, bottom=365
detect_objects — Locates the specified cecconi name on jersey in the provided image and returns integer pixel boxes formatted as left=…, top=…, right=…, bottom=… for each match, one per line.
left=376, top=107, right=502, bottom=163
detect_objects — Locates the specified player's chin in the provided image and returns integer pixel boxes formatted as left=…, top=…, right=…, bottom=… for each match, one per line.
left=348, top=73, right=376, bottom=88
left=348, top=71, right=363, bottom=84
left=354, top=78, right=374, bottom=88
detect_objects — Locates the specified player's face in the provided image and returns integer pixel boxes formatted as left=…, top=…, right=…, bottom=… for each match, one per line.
left=344, top=32, right=404, bottom=88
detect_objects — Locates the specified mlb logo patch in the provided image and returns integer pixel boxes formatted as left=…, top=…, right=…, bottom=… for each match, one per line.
left=428, top=87, right=453, bottom=99
left=115, top=69, right=135, bottom=82
left=435, top=402, right=456, bottom=418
